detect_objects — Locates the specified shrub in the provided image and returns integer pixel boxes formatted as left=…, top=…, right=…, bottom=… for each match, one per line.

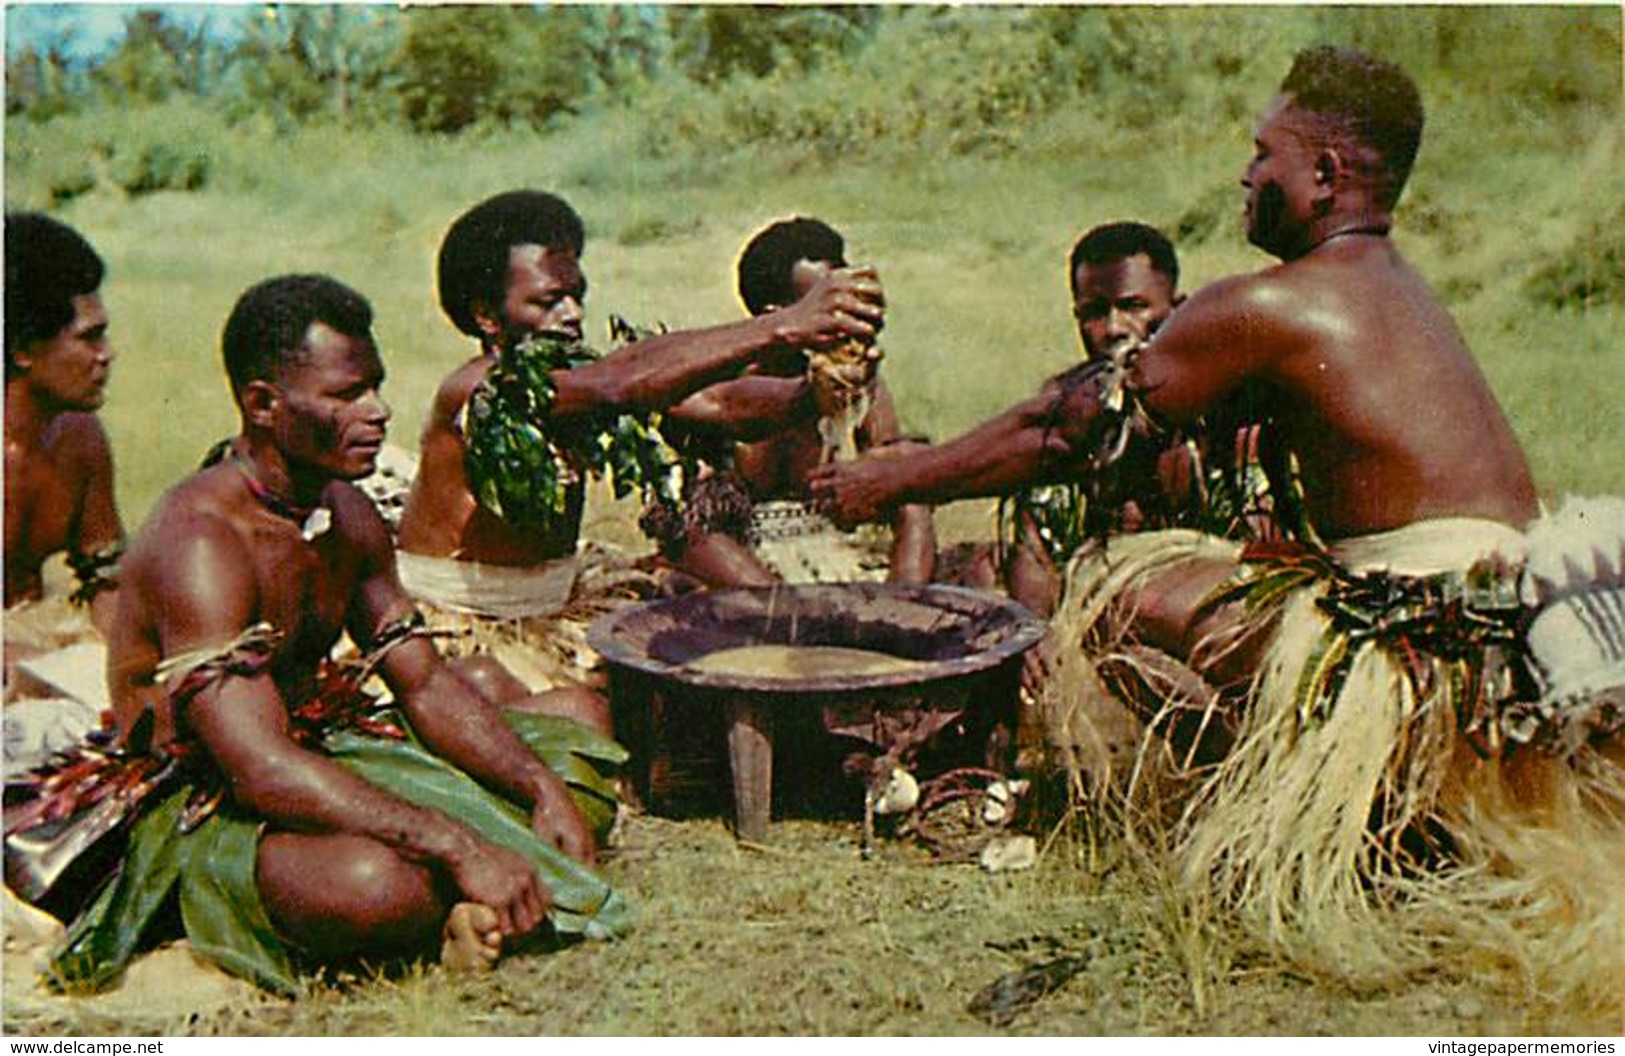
left=1524, top=205, right=1625, bottom=311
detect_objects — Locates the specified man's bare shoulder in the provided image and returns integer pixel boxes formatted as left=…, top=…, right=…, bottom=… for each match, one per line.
left=1185, top=266, right=1300, bottom=317
left=327, top=479, right=394, bottom=552
left=123, top=467, right=249, bottom=580
left=1153, top=265, right=1323, bottom=361
left=42, top=411, right=112, bottom=463
left=429, top=355, right=496, bottom=427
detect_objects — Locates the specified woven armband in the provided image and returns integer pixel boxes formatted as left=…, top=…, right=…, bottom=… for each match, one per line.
left=67, top=540, right=124, bottom=607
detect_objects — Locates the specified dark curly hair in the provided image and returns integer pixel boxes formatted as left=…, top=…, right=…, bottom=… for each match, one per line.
left=1069, top=222, right=1179, bottom=297
left=736, top=216, right=846, bottom=316
left=5, top=213, right=105, bottom=379
left=1280, top=45, right=1425, bottom=210
left=437, top=190, right=586, bottom=338
left=221, top=274, right=374, bottom=400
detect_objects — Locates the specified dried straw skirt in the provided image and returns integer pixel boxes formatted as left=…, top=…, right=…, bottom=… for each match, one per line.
left=1043, top=524, right=1625, bottom=1016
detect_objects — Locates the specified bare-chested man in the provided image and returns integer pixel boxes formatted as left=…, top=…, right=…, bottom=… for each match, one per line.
left=4, top=214, right=123, bottom=637
left=810, top=46, right=1617, bottom=971
left=997, top=221, right=1286, bottom=622
left=653, top=217, right=935, bottom=588
left=398, top=192, right=885, bottom=575
left=813, top=47, right=1537, bottom=631
left=994, top=221, right=1189, bottom=619
left=51, top=275, right=625, bottom=986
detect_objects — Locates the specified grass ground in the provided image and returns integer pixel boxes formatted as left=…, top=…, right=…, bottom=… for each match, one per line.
left=4, top=11, right=1622, bottom=1037
left=5, top=814, right=1588, bottom=1037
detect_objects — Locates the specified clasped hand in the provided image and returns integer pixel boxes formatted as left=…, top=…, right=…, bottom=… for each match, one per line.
left=773, top=266, right=886, bottom=351
left=808, top=442, right=916, bottom=529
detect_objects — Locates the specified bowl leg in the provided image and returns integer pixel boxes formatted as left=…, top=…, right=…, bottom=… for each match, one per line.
left=727, top=696, right=774, bottom=842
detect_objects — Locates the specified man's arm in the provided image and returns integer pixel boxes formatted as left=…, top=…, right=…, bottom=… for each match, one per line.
left=73, top=418, right=123, bottom=636
left=396, top=360, right=487, bottom=555
left=810, top=382, right=1087, bottom=526
left=811, top=274, right=1281, bottom=525
left=549, top=267, right=885, bottom=418
left=155, top=519, right=551, bottom=937
left=340, top=487, right=596, bottom=864
left=858, top=384, right=935, bottom=583
left=664, top=374, right=815, bottom=444
left=1005, top=510, right=1059, bottom=617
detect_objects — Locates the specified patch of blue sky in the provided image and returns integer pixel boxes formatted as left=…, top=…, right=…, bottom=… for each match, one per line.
left=5, top=3, right=257, bottom=62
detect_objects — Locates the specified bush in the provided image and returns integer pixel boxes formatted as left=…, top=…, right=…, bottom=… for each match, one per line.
left=1524, top=205, right=1625, bottom=311
left=4, top=102, right=216, bottom=204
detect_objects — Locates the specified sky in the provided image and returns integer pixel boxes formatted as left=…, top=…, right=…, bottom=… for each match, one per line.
left=5, top=3, right=263, bottom=61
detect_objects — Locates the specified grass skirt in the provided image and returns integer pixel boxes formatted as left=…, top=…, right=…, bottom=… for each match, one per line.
left=1044, top=524, right=1625, bottom=1025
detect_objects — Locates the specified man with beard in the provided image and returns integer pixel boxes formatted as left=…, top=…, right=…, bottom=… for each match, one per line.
left=7, top=275, right=629, bottom=993
left=810, top=48, right=1621, bottom=971
left=394, top=192, right=885, bottom=692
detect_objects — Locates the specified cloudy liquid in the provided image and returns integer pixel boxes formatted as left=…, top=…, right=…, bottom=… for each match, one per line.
left=687, top=644, right=923, bottom=679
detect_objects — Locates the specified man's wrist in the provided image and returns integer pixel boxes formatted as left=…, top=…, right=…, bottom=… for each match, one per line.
left=415, top=814, right=481, bottom=866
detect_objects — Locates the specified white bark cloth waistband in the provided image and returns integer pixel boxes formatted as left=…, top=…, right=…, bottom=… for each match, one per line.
left=1328, top=516, right=1529, bottom=577
left=396, top=550, right=579, bottom=620
left=749, top=499, right=887, bottom=584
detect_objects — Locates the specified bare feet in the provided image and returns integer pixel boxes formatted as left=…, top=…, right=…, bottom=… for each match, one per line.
left=440, top=903, right=501, bottom=972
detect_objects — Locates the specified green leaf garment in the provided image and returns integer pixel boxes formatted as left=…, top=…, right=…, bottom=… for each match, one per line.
left=8, top=620, right=631, bottom=997
left=462, top=329, right=683, bottom=534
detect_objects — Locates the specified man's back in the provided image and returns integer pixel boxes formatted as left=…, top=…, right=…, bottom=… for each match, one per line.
left=1139, top=235, right=1538, bottom=539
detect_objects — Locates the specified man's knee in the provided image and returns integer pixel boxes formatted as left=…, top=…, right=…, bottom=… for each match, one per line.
left=515, top=684, right=613, bottom=738
left=258, top=833, right=443, bottom=956
left=1124, top=558, right=1238, bottom=657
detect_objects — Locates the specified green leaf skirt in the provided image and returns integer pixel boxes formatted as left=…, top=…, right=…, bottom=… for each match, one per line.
left=46, top=710, right=631, bottom=997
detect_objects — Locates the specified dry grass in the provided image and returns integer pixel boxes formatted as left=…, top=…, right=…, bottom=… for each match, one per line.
left=5, top=808, right=1601, bottom=1037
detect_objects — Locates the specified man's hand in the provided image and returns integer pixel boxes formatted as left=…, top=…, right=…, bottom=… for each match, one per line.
left=529, top=770, right=597, bottom=866
left=1020, top=632, right=1054, bottom=700
left=808, top=451, right=904, bottom=529
left=447, top=838, right=553, bottom=940
left=770, top=266, right=886, bottom=352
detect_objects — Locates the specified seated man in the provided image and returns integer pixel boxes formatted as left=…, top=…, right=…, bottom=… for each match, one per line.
left=993, top=221, right=1283, bottom=620
left=6, top=275, right=627, bottom=993
left=4, top=214, right=124, bottom=770
left=650, top=217, right=935, bottom=587
left=397, top=193, right=885, bottom=686
left=814, top=47, right=1621, bottom=982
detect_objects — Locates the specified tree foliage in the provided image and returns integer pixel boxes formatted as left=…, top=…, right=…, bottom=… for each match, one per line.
left=4, top=4, right=1618, bottom=159
left=395, top=5, right=595, bottom=134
